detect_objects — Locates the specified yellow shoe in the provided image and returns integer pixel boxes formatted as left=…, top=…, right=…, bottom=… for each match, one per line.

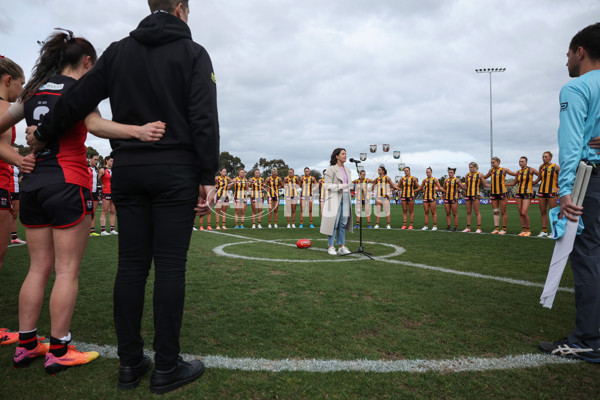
left=44, top=345, right=99, bottom=375
left=518, top=231, right=526, bottom=236
left=522, top=231, right=531, bottom=237
left=491, top=229, right=499, bottom=234
left=498, top=230, right=506, bottom=235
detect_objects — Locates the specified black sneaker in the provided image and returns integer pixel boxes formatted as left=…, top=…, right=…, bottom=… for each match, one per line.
left=446, top=227, right=451, bottom=231
left=538, top=338, right=600, bottom=363
left=150, top=357, right=205, bottom=394
left=118, top=355, right=153, bottom=390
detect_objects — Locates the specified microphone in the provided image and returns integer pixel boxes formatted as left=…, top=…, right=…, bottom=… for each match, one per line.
left=349, top=158, right=361, bottom=164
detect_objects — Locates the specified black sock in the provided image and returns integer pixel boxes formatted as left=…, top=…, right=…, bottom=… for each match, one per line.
left=50, top=336, right=70, bottom=358
left=11, top=232, right=17, bottom=240
left=110, top=226, right=115, bottom=232
left=101, top=226, right=106, bottom=232
left=19, top=330, right=38, bottom=350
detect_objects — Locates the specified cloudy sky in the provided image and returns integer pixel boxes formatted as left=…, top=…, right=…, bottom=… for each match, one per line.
left=2, top=0, right=599, bottom=181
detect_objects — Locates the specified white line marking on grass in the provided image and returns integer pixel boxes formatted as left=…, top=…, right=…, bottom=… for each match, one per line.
left=71, top=340, right=577, bottom=372
left=207, top=231, right=574, bottom=293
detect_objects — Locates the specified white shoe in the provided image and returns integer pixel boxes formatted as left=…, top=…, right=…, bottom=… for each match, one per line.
left=287, top=224, right=291, bottom=228
left=432, top=226, right=438, bottom=231
left=537, top=231, right=548, bottom=237
left=258, top=224, right=262, bottom=229
left=386, top=225, right=391, bottom=230
left=274, top=224, right=278, bottom=228
left=252, top=224, right=256, bottom=229
left=327, top=246, right=337, bottom=256
left=374, top=225, right=380, bottom=229
left=338, top=245, right=351, bottom=255
left=462, top=228, right=470, bottom=233
left=101, top=231, right=110, bottom=236
left=475, top=229, right=482, bottom=233
left=193, top=227, right=198, bottom=231
left=421, top=226, right=428, bottom=231
left=110, top=230, right=119, bottom=235
left=268, top=224, right=272, bottom=228
left=292, top=224, right=296, bottom=228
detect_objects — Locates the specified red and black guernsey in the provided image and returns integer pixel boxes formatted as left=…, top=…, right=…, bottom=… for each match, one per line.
left=22, top=75, right=90, bottom=192
left=0, top=126, right=16, bottom=191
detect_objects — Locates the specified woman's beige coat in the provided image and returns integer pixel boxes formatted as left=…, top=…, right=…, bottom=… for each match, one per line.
left=319, top=164, right=354, bottom=236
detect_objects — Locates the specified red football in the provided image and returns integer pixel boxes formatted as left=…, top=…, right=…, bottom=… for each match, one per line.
left=296, top=239, right=312, bottom=249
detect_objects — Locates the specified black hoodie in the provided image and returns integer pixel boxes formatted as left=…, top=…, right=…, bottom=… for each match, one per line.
left=38, top=11, right=219, bottom=183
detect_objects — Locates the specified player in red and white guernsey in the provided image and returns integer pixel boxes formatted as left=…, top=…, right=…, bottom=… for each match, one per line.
left=0, top=56, right=27, bottom=273
left=88, top=153, right=100, bottom=236
left=99, top=156, right=117, bottom=235
left=0, top=31, right=164, bottom=368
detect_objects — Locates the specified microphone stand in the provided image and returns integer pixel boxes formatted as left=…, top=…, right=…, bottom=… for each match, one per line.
left=341, top=159, right=373, bottom=259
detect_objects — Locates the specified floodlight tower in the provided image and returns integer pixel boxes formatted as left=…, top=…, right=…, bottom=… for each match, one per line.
left=475, top=67, right=506, bottom=160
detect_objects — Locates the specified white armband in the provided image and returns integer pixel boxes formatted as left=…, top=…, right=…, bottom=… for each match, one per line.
left=8, top=102, right=25, bottom=122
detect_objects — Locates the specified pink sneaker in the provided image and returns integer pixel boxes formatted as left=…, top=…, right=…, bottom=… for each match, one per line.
left=14, top=338, right=50, bottom=368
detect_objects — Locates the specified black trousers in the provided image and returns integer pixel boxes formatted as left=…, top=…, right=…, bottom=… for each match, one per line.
left=569, top=173, right=600, bottom=348
left=111, top=164, right=198, bottom=369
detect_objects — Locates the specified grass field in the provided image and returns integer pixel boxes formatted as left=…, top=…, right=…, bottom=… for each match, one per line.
left=0, top=203, right=598, bottom=399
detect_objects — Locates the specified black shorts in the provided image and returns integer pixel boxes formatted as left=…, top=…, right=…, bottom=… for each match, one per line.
left=490, top=193, right=506, bottom=200
left=538, top=192, right=556, bottom=199
left=103, top=193, right=112, bottom=201
left=10, top=192, right=19, bottom=201
left=401, top=197, right=414, bottom=202
left=251, top=197, right=263, bottom=203
left=444, top=199, right=457, bottom=205
left=464, top=195, right=480, bottom=201
left=516, top=193, right=533, bottom=200
left=0, top=188, right=12, bottom=211
left=423, top=198, right=436, bottom=203
left=21, top=183, right=93, bottom=228
left=92, top=191, right=100, bottom=201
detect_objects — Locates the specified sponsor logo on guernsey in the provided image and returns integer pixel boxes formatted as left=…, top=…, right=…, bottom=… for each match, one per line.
left=211, top=72, right=216, bottom=83
left=560, top=102, right=568, bottom=111
left=39, top=82, right=64, bottom=91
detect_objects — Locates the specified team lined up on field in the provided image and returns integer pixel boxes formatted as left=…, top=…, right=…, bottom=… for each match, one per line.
left=181, top=152, right=559, bottom=236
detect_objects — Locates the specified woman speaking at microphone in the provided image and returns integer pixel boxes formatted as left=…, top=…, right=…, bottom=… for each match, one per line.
left=320, top=148, right=354, bottom=255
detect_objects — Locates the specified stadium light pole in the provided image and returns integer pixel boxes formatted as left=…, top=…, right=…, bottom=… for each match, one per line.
left=475, top=67, right=506, bottom=160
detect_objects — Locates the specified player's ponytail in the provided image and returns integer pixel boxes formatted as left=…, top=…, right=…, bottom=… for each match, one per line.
left=20, top=29, right=97, bottom=102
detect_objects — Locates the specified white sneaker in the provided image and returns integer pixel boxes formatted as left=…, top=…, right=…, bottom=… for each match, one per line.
left=475, top=229, right=482, bottom=233
left=462, top=228, right=470, bottom=233
left=193, top=227, right=198, bottom=231
left=537, top=231, right=548, bottom=238
left=421, top=226, right=428, bottom=231
left=258, top=224, right=262, bottom=229
left=268, top=224, right=272, bottom=228
left=327, top=246, right=337, bottom=256
left=432, top=226, right=438, bottom=231
left=338, top=245, right=351, bottom=255
left=386, top=225, right=391, bottom=230
left=101, top=231, right=110, bottom=236
left=374, top=225, right=380, bottom=229
left=274, top=224, right=278, bottom=228
left=252, top=224, right=256, bottom=229
left=292, top=224, right=296, bottom=228
left=287, top=224, right=291, bottom=228
left=110, top=230, right=119, bottom=235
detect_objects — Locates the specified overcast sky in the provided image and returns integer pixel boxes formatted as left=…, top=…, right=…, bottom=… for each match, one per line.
left=2, top=0, right=599, bottom=181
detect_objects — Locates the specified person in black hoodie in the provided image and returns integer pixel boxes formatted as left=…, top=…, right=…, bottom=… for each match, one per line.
left=27, top=0, right=219, bottom=394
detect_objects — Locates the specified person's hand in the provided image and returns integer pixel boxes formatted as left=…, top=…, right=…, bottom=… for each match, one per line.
left=19, top=153, right=36, bottom=173
left=559, top=194, right=583, bottom=222
left=195, top=185, right=215, bottom=216
left=341, top=183, right=348, bottom=191
left=589, top=136, right=600, bottom=152
left=133, top=121, right=166, bottom=142
left=25, top=125, right=47, bottom=153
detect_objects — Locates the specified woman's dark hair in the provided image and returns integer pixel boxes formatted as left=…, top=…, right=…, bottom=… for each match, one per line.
left=379, top=166, right=387, bottom=175
left=329, top=148, right=345, bottom=166
left=21, top=29, right=97, bottom=102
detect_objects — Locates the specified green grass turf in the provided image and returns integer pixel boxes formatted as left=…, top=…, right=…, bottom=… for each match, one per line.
left=1, top=203, right=598, bottom=399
